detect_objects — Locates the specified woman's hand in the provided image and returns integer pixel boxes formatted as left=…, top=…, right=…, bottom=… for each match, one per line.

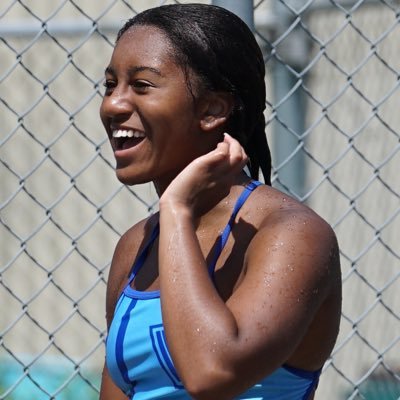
left=159, top=133, right=248, bottom=216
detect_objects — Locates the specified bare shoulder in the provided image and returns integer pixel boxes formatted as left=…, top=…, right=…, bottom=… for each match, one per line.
left=252, top=184, right=338, bottom=248
left=245, top=184, right=340, bottom=297
left=228, top=184, right=341, bottom=369
left=105, top=214, right=158, bottom=327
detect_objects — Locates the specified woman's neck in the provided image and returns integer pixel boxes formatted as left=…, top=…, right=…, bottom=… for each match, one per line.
left=157, top=171, right=251, bottom=231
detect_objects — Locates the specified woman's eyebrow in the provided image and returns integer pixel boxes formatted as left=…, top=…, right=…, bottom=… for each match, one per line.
left=104, top=66, right=115, bottom=76
left=104, top=65, right=163, bottom=77
left=128, top=65, right=163, bottom=77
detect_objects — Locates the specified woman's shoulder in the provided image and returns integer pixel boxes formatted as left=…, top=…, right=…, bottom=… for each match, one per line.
left=242, top=184, right=341, bottom=343
left=110, top=213, right=159, bottom=277
left=252, top=183, right=336, bottom=238
left=116, top=213, right=159, bottom=253
left=245, top=183, right=340, bottom=278
left=105, top=214, right=159, bottom=324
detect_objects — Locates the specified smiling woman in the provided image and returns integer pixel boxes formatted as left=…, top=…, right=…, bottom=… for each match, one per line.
left=99, top=4, right=341, bottom=400
left=100, top=24, right=218, bottom=191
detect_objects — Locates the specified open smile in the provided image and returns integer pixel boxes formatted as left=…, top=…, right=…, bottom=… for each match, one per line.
left=111, top=129, right=146, bottom=151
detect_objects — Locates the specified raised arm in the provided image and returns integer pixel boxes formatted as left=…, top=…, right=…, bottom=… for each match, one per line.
left=158, top=135, right=340, bottom=400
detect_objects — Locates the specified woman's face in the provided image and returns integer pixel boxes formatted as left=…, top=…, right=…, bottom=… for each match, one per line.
left=100, top=25, right=213, bottom=191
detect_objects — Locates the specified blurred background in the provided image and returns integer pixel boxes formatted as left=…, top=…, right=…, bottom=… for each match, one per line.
left=1, top=0, right=399, bottom=399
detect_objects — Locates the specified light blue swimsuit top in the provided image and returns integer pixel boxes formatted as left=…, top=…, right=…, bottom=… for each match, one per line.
left=106, top=180, right=321, bottom=399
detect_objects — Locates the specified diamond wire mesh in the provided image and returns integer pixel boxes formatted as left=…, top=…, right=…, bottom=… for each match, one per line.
left=0, top=0, right=399, bottom=399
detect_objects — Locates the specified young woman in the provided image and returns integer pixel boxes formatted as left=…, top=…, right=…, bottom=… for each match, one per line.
left=99, top=4, right=341, bottom=400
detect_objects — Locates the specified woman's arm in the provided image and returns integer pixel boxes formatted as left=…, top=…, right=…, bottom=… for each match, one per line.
left=99, top=219, right=151, bottom=400
left=158, top=135, right=340, bottom=399
left=100, top=365, right=128, bottom=400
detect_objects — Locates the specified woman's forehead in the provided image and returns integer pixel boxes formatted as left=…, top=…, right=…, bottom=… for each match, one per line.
left=110, top=24, right=204, bottom=97
left=110, top=25, right=177, bottom=69
left=118, top=25, right=174, bottom=55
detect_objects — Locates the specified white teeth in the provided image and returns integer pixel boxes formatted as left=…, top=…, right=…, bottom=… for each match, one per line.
left=112, top=129, right=145, bottom=138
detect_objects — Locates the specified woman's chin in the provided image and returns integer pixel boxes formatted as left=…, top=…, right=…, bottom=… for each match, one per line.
left=115, top=170, right=149, bottom=186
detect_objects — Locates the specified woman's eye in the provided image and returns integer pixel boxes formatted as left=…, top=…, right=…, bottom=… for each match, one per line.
left=132, top=81, right=152, bottom=92
left=103, top=80, right=116, bottom=93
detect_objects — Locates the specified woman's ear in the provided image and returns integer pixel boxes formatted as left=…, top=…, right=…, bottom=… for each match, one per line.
left=198, top=92, right=234, bottom=132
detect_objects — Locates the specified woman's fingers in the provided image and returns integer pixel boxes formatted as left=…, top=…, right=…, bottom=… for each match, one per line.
left=205, top=135, right=247, bottom=176
left=223, top=133, right=248, bottom=170
left=174, top=133, right=248, bottom=186
left=161, top=133, right=248, bottom=210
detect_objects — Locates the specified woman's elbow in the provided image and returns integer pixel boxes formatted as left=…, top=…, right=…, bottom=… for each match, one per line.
left=181, top=365, right=239, bottom=400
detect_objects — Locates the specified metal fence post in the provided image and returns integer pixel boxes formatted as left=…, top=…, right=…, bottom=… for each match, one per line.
left=213, top=0, right=308, bottom=196
left=271, top=1, right=309, bottom=198
left=211, top=0, right=254, bottom=30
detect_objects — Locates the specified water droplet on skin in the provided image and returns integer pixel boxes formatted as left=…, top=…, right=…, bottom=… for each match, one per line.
left=263, top=277, right=272, bottom=287
left=286, top=223, right=295, bottom=231
left=210, top=342, right=217, bottom=352
left=268, top=245, right=278, bottom=252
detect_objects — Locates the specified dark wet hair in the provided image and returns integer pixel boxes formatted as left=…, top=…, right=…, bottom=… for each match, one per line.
left=117, top=3, right=271, bottom=184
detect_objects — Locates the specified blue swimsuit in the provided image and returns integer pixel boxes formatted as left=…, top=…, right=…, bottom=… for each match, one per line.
left=106, top=181, right=321, bottom=399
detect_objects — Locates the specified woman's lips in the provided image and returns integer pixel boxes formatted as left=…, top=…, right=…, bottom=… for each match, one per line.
left=110, top=128, right=146, bottom=152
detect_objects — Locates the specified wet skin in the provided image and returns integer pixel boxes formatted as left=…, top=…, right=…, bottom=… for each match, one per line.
left=100, top=25, right=222, bottom=194
left=99, top=25, right=341, bottom=400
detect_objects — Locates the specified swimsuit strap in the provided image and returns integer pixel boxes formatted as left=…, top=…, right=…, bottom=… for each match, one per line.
left=208, top=180, right=262, bottom=275
left=127, top=222, right=160, bottom=284
left=127, top=180, right=262, bottom=283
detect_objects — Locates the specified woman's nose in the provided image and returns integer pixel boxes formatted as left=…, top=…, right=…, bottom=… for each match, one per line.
left=101, top=86, right=134, bottom=120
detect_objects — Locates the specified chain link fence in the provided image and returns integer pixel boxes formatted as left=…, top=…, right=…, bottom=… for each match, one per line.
left=1, top=0, right=399, bottom=399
